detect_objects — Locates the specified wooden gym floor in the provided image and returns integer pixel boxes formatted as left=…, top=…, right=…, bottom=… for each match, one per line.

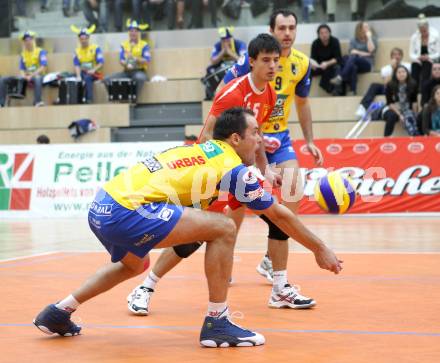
left=0, top=215, right=439, bottom=363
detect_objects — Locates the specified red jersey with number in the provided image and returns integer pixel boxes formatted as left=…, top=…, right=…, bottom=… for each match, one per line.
left=208, top=73, right=276, bottom=126
left=198, top=74, right=275, bottom=210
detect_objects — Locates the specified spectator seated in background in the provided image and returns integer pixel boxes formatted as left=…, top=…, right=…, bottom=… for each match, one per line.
left=410, top=14, right=440, bottom=90
left=421, top=62, right=440, bottom=107
left=202, top=26, right=246, bottom=100
left=113, top=0, right=126, bottom=32
left=421, top=85, right=440, bottom=137
left=71, top=25, right=104, bottom=104
left=0, top=77, right=6, bottom=107
left=40, top=0, right=49, bottom=12
left=355, top=47, right=410, bottom=119
left=331, top=21, right=377, bottom=95
left=188, top=0, right=218, bottom=29
left=82, top=0, right=111, bottom=32
left=132, top=0, right=167, bottom=31
left=167, top=0, right=186, bottom=29
left=310, top=23, right=342, bottom=95
left=383, top=65, right=419, bottom=137
left=6, top=31, right=48, bottom=107
left=105, top=20, right=151, bottom=101
left=63, top=0, right=81, bottom=17
left=302, top=0, right=315, bottom=23
left=325, top=0, right=360, bottom=22
left=416, top=62, right=440, bottom=132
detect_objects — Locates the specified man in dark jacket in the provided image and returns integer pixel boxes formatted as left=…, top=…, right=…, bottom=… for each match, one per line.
left=310, top=24, right=343, bottom=95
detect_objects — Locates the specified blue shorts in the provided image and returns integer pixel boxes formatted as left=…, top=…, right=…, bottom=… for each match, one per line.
left=88, top=189, right=183, bottom=263
left=263, top=130, right=297, bottom=165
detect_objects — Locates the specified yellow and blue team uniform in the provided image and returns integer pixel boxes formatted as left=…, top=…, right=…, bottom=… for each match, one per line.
left=73, top=44, right=104, bottom=102
left=89, top=140, right=273, bottom=262
left=106, top=39, right=151, bottom=98
left=223, top=49, right=311, bottom=164
left=73, top=44, right=104, bottom=77
left=19, top=47, right=48, bottom=74
left=119, top=39, right=151, bottom=71
left=19, top=46, right=48, bottom=105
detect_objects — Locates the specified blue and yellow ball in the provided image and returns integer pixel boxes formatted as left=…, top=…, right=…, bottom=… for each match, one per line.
left=314, top=171, right=356, bottom=214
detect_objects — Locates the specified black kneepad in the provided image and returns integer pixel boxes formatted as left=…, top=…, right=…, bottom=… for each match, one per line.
left=173, top=241, right=203, bottom=258
left=259, top=214, right=289, bottom=241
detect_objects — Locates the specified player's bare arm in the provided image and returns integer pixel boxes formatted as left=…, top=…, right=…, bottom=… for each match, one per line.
left=295, top=95, right=323, bottom=166
left=260, top=203, right=343, bottom=274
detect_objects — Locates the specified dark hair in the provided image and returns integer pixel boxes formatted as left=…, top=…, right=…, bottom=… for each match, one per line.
left=317, top=23, right=331, bottom=35
left=427, top=85, right=440, bottom=114
left=388, top=65, right=417, bottom=99
left=213, top=107, right=254, bottom=141
left=36, top=134, right=50, bottom=144
left=185, top=134, right=197, bottom=141
left=390, top=47, right=403, bottom=57
left=269, top=9, right=297, bottom=30
left=248, top=33, right=281, bottom=59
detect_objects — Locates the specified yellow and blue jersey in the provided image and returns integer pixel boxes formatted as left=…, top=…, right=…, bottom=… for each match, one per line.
left=223, top=49, right=311, bottom=133
left=119, top=40, right=151, bottom=71
left=103, top=140, right=273, bottom=212
left=73, top=44, right=104, bottom=72
left=19, top=47, right=48, bottom=74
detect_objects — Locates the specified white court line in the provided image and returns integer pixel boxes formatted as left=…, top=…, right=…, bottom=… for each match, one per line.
left=25, top=249, right=440, bottom=255
left=2, top=249, right=439, bottom=263
left=0, top=251, right=61, bottom=263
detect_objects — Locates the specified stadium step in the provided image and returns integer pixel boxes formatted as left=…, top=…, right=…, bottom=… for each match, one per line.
left=130, top=103, right=202, bottom=127
left=111, top=126, right=185, bottom=142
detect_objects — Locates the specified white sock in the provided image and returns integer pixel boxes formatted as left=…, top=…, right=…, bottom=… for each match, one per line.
left=272, top=270, right=288, bottom=293
left=56, top=294, right=80, bottom=313
left=207, top=302, right=228, bottom=318
left=143, top=271, right=160, bottom=290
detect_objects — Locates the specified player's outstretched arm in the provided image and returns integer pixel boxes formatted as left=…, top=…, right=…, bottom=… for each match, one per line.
left=259, top=203, right=343, bottom=274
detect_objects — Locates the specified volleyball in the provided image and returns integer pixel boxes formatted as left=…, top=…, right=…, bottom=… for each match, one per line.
left=314, top=171, right=356, bottom=214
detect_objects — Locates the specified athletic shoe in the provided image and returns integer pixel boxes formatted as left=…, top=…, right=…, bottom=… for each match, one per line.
left=330, top=75, right=342, bottom=86
left=268, top=284, right=316, bottom=309
left=200, top=314, right=265, bottom=348
left=127, top=285, right=154, bottom=315
left=256, top=255, right=273, bottom=283
left=355, top=104, right=367, bottom=119
left=33, top=304, right=81, bottom=336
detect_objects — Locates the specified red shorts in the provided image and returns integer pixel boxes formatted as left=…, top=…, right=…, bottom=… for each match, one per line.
left=207, top=193, right=242, bottom=213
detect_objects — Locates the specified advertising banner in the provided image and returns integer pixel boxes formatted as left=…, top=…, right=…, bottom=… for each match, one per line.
left=1, top=137, right=439, bottom=218
left=0, top=142, right=180, bottom=218
left=295, top=137, right=440, bottom=214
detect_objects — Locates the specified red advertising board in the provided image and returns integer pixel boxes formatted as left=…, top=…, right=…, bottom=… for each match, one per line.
left=293, top=137, right=440, bottom=214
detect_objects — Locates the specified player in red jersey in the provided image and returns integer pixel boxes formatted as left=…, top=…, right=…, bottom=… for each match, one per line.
left=126, top=34, right=282, bottom=316
left=200, top=34, right=280, bottom=184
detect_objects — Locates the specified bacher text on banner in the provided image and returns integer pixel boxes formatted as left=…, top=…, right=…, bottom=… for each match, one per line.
left=295, top=137, right=440, bottom=214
